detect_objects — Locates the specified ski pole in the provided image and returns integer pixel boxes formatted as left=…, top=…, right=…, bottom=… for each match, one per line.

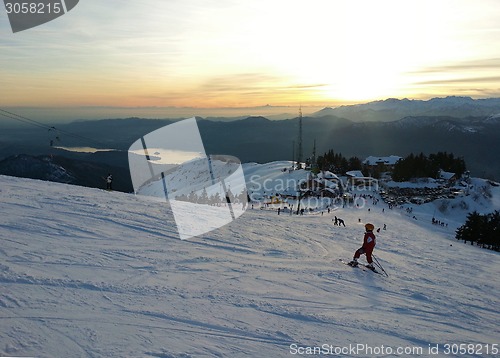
left=372, top=258, right=388, bottom=277
left=372, top=254, right=389, bottom=277
left=372, top=254, right=384, bottom=271
left=375, top=256, right=389, bottom=277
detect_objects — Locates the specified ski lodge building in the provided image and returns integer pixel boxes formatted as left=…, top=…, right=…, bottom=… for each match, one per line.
left=362, top=155, right=402, bottom=171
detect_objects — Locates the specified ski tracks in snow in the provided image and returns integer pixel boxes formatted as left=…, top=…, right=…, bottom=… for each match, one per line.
left=0, top=175, right=499, bottom=357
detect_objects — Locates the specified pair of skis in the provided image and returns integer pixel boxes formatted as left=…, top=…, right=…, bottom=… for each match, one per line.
left=339, top=258, right=389, bottom=277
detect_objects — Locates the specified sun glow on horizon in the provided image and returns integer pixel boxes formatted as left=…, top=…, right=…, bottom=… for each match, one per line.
left=1, top=0, right=500, bottom=109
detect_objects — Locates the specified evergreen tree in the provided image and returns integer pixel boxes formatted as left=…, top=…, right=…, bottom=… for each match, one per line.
left=316, top=150, right=362, bottom=175
left=482, top=211, right=500, bottom=250
left=199, top=188, right=209, bottom=204
left=213, top=192, right=222, bottom=204
left=176, top=193, right=189, bottom=202
left=456, top=210, right=500, bottom=251
left=393, top=151, right=466, bottom=181
left=348, top=156, right=362, bottom=171
left=188, top=191, right=198, bottom=203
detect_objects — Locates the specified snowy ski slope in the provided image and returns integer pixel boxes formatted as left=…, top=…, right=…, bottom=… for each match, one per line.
left=0, top=173, right=499, bottom=357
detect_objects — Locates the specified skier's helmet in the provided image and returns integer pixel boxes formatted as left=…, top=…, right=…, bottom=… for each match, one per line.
left=365, top=223, right=375, bottom=231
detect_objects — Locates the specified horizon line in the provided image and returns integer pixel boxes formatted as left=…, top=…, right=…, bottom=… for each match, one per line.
left=4, top=94, right=500, bottom=111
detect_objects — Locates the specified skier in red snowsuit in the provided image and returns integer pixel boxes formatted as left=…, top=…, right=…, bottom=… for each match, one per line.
left=349, top=223, right=376, bottom=269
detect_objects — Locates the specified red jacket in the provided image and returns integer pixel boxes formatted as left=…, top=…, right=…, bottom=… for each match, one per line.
left=363, top=232, right=376, bottom=253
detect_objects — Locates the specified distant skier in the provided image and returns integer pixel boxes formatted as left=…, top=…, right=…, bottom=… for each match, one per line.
left=349, top=223, right=376, bottom=270
left=106, top=173, right=113, bottom=190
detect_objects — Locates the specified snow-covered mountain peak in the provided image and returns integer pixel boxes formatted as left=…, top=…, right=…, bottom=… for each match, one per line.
left=312, top=96, right=500, bottom=122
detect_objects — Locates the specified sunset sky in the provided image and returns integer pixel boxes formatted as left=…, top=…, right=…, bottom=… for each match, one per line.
left=2, top=0, right=500, bottom=118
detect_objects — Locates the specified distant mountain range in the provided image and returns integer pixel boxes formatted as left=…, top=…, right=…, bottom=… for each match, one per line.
left=1, top=96, right=500, bottom=189
left=312, top=96, right=500, bottom=122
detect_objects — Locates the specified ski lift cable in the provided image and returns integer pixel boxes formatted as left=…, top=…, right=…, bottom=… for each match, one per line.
left=0, top=109, right=52, bottom=131
left=0, top=108, right=107, bottom=146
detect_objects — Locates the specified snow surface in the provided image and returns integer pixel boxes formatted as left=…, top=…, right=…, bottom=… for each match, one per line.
left=0, top=172, right=499, bottom=358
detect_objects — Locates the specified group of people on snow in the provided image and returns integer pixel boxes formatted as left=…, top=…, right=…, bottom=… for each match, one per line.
left=332, top=216, right=346, bottom=227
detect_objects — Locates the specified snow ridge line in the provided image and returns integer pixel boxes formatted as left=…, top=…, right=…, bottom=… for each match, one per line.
left=123, top=309, right=293, bottom=346
left=0, top=273, right=175, bottom=296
